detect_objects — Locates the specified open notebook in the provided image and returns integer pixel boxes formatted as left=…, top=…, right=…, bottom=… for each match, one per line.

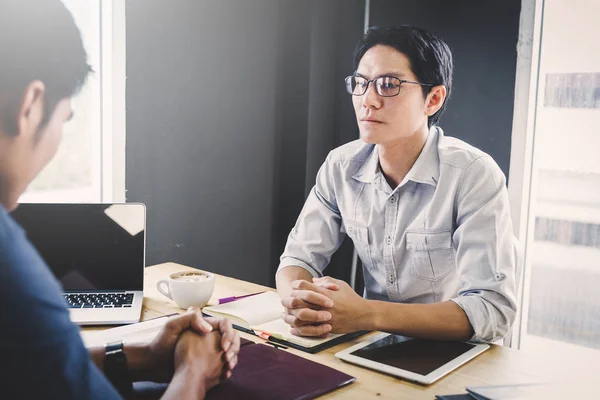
left=202, top=291, right=366, bottom=353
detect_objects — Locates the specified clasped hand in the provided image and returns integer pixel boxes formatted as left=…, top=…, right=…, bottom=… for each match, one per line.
left=280, top=277, right=368, bottom=337
left=146, top=308, right=240, bottom=386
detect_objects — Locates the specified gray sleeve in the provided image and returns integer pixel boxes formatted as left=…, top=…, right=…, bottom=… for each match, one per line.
left=277, top=154, right=345, bottom=277
left=450, top=156, right=518, bottom=342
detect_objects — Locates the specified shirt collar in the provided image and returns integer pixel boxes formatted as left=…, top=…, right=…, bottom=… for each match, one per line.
left=352, top=126, right=441, bottom=187
left=351, top=145, right=380, bottom=183
left=403, top=126, right=440, bottom=187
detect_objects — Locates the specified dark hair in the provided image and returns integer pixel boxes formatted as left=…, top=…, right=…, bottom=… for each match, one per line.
left=0, top=0, right=92, bottom=134
left=353, top=25, right=453, bottom=127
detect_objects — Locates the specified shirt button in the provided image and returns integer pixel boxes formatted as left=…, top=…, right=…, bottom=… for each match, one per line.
left=389, top=276, right=395, bottom=284
left=495, top=273, right=506, bottom=281
left=386, top=236, right=392, bottom=245
left=390, top=196, right=396, bottom=203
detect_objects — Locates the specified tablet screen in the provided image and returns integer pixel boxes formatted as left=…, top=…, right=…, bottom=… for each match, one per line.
left=350, top=335, right=476, bottom=376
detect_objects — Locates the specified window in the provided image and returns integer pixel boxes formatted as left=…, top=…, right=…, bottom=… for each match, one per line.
left=544, top=73, right=600, bottom=109
left=19, top=0, right=125, bottom=204
left=513, top=0, right=600, bottom=358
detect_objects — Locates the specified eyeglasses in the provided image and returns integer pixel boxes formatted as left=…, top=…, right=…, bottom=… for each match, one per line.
left=345, top=75, right=433, bottom=97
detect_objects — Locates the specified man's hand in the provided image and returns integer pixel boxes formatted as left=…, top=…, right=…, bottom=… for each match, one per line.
left=173, top=330, right=226, bottom=397
left=283, top=277, right=370, bottom=336
left=280, top=278, right=341, bottom=336
left=209, top=316, right=240, bottom=379
left=143, top=308, right=239, bottom=382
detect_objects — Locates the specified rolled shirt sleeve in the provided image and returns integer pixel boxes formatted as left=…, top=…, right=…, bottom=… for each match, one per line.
left=278, top=154, right=345, bottom=277
left=450, top=156, right=518, bottom=342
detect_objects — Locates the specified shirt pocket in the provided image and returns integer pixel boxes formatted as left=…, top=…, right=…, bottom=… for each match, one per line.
left=345, top=220, right=376, bottom=271
left=406, top=231, right=456, bottom=281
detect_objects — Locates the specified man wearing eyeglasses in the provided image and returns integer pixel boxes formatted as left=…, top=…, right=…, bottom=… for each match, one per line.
left=276, top=26, right=517, bottom=343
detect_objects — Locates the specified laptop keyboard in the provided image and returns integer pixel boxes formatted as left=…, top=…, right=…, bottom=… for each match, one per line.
left=64, top=293, right=134, bottom=309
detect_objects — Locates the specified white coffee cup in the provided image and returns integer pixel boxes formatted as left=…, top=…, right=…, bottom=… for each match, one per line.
left=156, top=271, right=215, bottom=309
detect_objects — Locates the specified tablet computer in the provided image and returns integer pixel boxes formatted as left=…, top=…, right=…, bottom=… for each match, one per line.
left=335, top=332, right=489, bottom=385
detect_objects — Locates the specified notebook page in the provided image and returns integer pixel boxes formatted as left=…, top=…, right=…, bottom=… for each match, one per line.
left=253, top=318, right=344, bottom=348
left=203, top=291, right=284, bottom=327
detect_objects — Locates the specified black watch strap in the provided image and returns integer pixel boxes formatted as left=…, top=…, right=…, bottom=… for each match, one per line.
left=104, top=340, right=132, bottom=397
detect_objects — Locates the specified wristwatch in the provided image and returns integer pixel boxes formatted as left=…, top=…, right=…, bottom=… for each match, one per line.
left=104, top=340, right=133, bottom=397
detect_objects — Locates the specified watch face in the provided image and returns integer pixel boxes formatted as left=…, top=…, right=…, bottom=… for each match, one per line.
left=105, top=340, right=124, bottom=353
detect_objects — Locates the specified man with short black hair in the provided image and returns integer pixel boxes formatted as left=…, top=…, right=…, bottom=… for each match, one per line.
left=277, top=25, right=518, bottom=343
left=0, top=1, right=239, bottom=398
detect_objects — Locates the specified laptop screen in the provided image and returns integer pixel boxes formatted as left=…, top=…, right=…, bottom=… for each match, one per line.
left=11, top=203, right=145, bottom=291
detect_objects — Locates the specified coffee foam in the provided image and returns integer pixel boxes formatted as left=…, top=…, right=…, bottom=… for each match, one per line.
left=173, top=272, right=211, bottom=282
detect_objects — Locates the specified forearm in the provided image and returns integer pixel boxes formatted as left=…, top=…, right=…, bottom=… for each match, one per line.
left=365, top=300, right=474, bottom=341
left=88, top=343, right=156, bottom=382
left=276, top=266, right=315, bottom=298
left=161, top=366, right=206, bottom=400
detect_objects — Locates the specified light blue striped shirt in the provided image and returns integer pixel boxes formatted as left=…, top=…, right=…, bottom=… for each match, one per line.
left=278, top=127, right=518, bottom=342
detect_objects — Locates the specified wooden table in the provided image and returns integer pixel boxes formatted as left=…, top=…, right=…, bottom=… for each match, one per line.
left=85, top=263, right=596, bottom=399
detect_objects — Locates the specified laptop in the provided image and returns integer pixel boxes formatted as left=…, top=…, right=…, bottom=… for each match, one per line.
left=11, top=203, right=145, bottom=325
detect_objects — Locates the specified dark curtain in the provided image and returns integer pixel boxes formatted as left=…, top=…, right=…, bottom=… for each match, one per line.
left=270, top=0, right=365, bottom=286
left=126, top=0, right=365, bottom=287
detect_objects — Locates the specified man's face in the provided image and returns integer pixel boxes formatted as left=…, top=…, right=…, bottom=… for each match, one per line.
left=0, top=86, right=72, bottom=210
left=352, top=45, right=431, bottom=146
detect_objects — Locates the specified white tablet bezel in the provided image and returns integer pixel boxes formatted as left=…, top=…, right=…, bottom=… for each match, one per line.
left=335, top=332, right=490, bottom=385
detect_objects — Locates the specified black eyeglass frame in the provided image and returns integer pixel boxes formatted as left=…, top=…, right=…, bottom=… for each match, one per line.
left=345, top=75, right=434, bottom=97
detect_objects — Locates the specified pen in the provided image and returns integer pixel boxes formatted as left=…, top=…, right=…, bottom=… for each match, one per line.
left=217, top=291, right=265, bottom=304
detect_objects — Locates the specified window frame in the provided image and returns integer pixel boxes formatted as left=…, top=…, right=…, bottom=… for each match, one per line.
left=505, top=0, right=544, bottom=349
left=18, top=0, right=126, bottom=204
left=101, top=0, right=126, bottom=203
